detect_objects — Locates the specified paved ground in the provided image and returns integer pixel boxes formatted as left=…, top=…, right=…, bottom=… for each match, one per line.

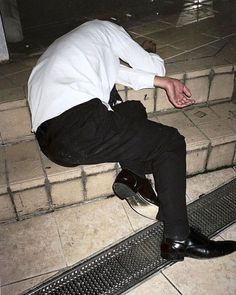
left=0, top=168, right=236, bottom=295
left=10, top=0, right=236, bottom=59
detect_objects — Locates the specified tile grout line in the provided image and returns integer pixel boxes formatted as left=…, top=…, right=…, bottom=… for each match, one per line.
left=207, top=69, right=214, bottom=102
left=36, top=141, right=55, bottom=215
left=0, top=195, right=114, bottom=225
left=154, top=86, right=157, bottom=112
left=182, top=110, right=212, bottom=172
left=161, top=272, right=183, bottom=295
left=218, top=222, right=236, bottom=241
left=164, top=33, right=236, bottom=62
left=81, top=168, right=88, bottom=201
left=52, top=211, right=70, bottom=268
left=2, top=68, right=32, bottom=79
left=0, top=269, right=62, bottom=288
left=0, top=104, right=29, bottom=113
left=1, top=137, right=19, bottom=221
left=0, top=99, right=27, bottom=112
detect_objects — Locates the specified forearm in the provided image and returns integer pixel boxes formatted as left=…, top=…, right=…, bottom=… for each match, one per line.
left=102, top=21, right=166, bottom=76
left=117, top=65, right=156, bottom=90
left=153, top=75, right=170, bottom=89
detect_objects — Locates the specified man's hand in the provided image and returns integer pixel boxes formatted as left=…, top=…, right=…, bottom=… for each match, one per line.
left=154, top=76, right=195, bottom=108
left=142, top=40, right=156, bottom=53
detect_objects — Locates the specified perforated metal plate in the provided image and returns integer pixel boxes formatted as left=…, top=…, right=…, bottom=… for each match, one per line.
left=23, top=178, right=236, bottom=295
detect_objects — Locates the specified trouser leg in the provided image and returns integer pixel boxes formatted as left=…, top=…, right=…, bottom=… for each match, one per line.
left=152, top=134, right=189, bottom=240
left=112, top=95, right=148, bottom=178
left=119, top=125, right=189, bottom=240
left=112, top=97, right=189, bottom=239
left=36, top=98, right=189, bottom=240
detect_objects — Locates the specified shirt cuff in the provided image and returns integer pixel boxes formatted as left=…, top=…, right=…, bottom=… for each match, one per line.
left=136, top=72, right=156, bottom=89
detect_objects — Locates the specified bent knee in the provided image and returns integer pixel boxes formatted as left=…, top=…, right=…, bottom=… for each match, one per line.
left=167, top=126, right=186, bottom=150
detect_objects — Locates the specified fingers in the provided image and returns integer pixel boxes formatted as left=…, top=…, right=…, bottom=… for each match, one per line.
left=162, top=77, right=195, bottom=108
left=141, top=40, right=156, bottom=53
left=183, top=85, right=192, bottom=97
left=176, top=84, right=195, bottom=107
left=175, top=96, right=195, bottom=108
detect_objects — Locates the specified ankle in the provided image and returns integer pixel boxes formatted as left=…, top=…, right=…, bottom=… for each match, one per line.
left=164, top=229, right=190, bottom=241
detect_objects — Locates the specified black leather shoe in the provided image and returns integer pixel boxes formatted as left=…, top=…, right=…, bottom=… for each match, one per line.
left=161, top=228, right=236, bottom=261
left=112, top=169, right=160, bottom=220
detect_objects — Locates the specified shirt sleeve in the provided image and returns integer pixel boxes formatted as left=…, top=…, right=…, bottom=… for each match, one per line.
left=101, top=21, right=165, bottom=72
left=116, top=65, right=156, bottom=90
left=101, top=21, right=166, bottom=89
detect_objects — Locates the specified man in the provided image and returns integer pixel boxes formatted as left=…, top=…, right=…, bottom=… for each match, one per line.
left=28, top=20, right=236, bottom=261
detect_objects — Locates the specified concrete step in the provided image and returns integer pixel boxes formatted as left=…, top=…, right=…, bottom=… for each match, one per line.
left=0, top=63, right=235, bottom=144
left=0, top=61, right=236, bottom=223
left=1, top=99, right=236, bottom=223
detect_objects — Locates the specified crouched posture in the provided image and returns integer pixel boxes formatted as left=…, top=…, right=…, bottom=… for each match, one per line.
left=28, top=20, right=236, bottom=261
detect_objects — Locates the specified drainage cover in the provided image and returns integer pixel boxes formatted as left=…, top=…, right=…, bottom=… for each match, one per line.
left=23, top=178, right=236, bottom=295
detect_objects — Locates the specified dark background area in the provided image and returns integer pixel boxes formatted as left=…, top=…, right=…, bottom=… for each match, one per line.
left=17, top=0, right=184, bottom=36
left=8, top=0, right=234, bottom=55
left=16, top=0, right=231, bottom=40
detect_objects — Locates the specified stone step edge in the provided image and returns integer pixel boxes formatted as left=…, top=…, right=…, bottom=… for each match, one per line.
left=0, top=96, right=233, bottom=146
left=120, top=65, right=236, bottom=114
left=1, top=164, right=236, bottom=227
left=0, top=94, right=232, bottom=113
left=0, top=63, right=235, bottom=113
left=1, top=144, right=236, bottom=225
left=1, top=98, right=236, bottom=222
left=1, top=98, right=236, bottom=189
left=0, top=62, right=235, bottom=145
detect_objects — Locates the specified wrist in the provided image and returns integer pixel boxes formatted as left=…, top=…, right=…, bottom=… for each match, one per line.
left=154, top=75, right=169, bottom=89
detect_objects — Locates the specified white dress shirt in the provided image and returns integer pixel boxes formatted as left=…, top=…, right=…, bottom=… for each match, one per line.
left=28, top=20, right=166, bottom=132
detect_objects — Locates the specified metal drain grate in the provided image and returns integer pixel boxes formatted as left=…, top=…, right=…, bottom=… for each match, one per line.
left=23, top=178, right=236, bottom=295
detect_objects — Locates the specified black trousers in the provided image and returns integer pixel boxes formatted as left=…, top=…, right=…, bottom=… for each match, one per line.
left=36, top=94, right=189, bottom=240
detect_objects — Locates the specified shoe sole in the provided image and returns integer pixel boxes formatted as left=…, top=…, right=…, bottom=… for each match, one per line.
left=161, top=252, right=185, bottom=262
left=160, top=250, right=236, bottom=261
left=112, top=182, right=136, bottom=200
left=113, top=182, right=159, bottom=221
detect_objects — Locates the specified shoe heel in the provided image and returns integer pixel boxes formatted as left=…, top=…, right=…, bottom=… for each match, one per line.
left=161, top=251, right=185, bottom=262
